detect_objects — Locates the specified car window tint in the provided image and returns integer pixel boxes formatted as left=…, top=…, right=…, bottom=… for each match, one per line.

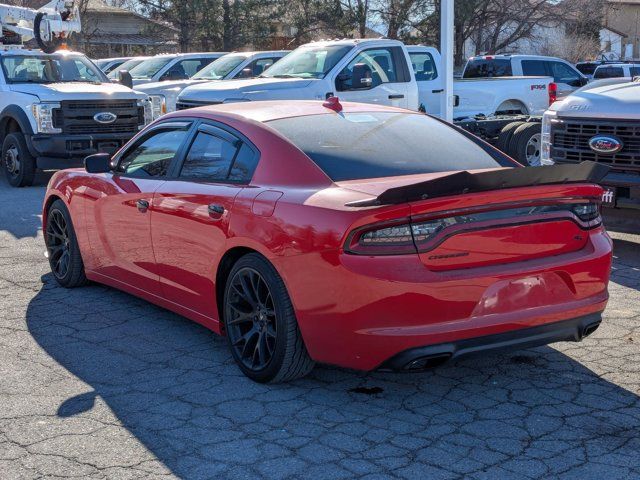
left=521, top=60, right=547, bottom=76
left=180, top=131, right=239, bottom=180
left=550, top=62, right=580, bottom=83
left=594, top=67, right=624, bottom=79
left=631, top=67, right=640, bottom=77
left=463, top=59, right=512, bottom=78
left=409, top=52, right=438, bottom=81
left=229, top=143, right=258, bottom=182
left=339, top=47, right=399, bottom=89
left=120, top=129, right=188, bottom=178
left=268, top=112, right=510, bottom=181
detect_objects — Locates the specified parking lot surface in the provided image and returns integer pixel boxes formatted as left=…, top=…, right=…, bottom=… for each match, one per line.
left=1, top=175, right=639, bottom=480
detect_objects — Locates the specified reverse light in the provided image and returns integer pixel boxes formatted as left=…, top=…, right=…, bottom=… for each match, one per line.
left=31, top=103, right=62, bottom=134
left=572, top=203, right=599, bottom=222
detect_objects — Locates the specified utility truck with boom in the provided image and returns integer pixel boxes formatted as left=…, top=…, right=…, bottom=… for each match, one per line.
left=0, top=1, right=153, bottom=187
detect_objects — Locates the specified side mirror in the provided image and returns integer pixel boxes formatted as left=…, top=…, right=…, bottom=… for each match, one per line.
left=580, top=77, right=589, bottom=86
left=118, top=70, right=133, bottom=89
left=85, top=153, right=112, bottom=174
left=239, top=67, right=253, bottom=78
left=352, top=63, right=373, bottom=89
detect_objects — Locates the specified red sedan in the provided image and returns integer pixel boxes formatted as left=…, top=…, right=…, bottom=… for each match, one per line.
left=43, top=99, right=612, bottom=383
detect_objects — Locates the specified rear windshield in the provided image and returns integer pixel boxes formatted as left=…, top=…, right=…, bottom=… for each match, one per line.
left=463, top=58, right=513, bottom=78
left=267, top=112, right=510, bottom=181
left=576, top=63, right=597, bottom=75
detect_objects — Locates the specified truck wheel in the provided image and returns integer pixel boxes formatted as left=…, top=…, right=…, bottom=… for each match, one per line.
left=509, top=123, right=543, bottom=166
left=496, top=121, right=525, bottom=155
left=2, top=133, right=36, bottom=187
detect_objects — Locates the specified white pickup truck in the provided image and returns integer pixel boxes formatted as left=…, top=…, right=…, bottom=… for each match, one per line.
left=542, top=78, right=640, bottom=210
left=0, top=49, right=153, bottom=187
left=176, top=39, right=555, bottom=120
left=135, top=51, right=289, bottom=113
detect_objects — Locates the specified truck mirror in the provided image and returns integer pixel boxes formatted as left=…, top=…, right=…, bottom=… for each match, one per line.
left=239, top=67, right=253, bottom=78
left=85, top=153, right=113, bottom=174
left=118, top=70, right=133, bottom=89
left=352, top=63, right=373, bottom=89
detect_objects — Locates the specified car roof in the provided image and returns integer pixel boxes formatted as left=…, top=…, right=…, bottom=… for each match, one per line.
left=168, top=100, right=414, bottom=124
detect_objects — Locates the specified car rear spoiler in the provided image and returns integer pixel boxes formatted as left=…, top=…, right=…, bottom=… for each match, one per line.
left=346, top=161, right=610, bottom=207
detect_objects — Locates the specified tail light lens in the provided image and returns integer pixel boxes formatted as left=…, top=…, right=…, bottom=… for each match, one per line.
left=548, top=82, right=558, bottom=105
left=346, top=202, right=601, bottom=255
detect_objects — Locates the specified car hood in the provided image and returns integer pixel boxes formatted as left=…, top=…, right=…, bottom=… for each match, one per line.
left=9, top=82, right=146, bottom=102
left=134, top=79, right=208, bottom=95
left=179, top=77, right=314, bottom=102
left=552, top=81, right=640, bottom=119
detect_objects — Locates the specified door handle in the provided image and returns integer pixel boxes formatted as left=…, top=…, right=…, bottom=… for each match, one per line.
left=432, top=89, right=444, bottom=93
left=388, top=94, right=405, bottom=99
left=136, top=199, right=149, bottom=212
left=208, top=204, right=225, bottom=218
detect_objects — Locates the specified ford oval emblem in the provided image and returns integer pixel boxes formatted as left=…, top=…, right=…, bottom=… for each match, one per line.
left=588, top=135, right=623, bottom=155
left=94, top=112, right=117, bottom=124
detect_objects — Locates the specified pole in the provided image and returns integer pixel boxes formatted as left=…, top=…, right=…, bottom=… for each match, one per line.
left=440, top=0, right=454, bottom=123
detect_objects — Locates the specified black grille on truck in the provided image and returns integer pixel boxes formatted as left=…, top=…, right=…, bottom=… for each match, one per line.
left=53, top=100, right=144, bottom=135
left=176, top=99, right=222, bottom=111
left=551, top=118, right=640, bottom=172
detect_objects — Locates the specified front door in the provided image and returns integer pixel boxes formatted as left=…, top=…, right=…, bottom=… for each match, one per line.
left=336, top=46, right=409, bottom=109
left=151, top=122, right=259, bottom=319
left=88, top=121, right=192, bottom=295
left=408, top=48, right=444, bottom=116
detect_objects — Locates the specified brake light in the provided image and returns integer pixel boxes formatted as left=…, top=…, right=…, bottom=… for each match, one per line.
left=549, top=82, right=558, bottom=105
left=345, top=202, right=601, bottom=255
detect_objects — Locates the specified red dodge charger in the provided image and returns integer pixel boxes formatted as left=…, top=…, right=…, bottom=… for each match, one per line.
left=43, top=99, right=612, bottom=382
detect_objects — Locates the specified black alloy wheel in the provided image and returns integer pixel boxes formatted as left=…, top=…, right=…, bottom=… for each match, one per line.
left=226, top=267, right=277, bottom=371
left=46, top=208, right=71, bottom=280
left=223, top=253, right=315, bottom=383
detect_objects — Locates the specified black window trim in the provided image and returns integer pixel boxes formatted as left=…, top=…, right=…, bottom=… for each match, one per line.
left=170, top=119, right=261, bottom=185
left=113, top=120, right=195, bottom=179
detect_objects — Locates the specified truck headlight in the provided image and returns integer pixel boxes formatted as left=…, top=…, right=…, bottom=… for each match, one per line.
left=541, top=110, right=557, bottom=165
left=148, top=95, right=166, bottom=119
left=138, top=99, right=153, bottom=128
left=31, top=103, right=61, bottom=134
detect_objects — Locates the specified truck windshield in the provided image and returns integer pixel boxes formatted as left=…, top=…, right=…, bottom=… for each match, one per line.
left=463, top=58, right=513, bottom=78
left=193, top=55, right=246, bottom=80
left=268, top=112, right=511, bottom=181
left=260, top=45, right=352, bottom=79
left=107, top=58, right=147, bottom=79
left=128, top=57, right=174, bottom=79
left=0, top=55, right=107, bottom=84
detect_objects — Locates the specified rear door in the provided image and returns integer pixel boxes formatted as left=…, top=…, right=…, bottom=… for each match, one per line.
left=336, top=46, right=410, bottom=108
left=407, top=47, right=443, bottom=116
left=151, top=121, right=259, bottom=319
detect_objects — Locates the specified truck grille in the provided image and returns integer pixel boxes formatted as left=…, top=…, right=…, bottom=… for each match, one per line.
left=53, top=100, right=144, bottom=135
left=551, top=118, right=640, bottom=172
left=176, top=100, right=222, bottom=111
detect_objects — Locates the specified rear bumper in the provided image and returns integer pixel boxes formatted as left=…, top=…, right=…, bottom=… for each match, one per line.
left=27, top=133, right=136, bottom=169
left=275, top=227, right=612, bottom=371
left=379, top=312, right=602, bottom=371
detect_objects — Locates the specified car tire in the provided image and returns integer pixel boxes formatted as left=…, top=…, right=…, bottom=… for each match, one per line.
left=2, top=132, right=36, bottom=187
left=45, top=199, right=88, bottom=288
left=495, top=121, right=525, bottom=155
left=509, top=123, right=543, bottom=166
left=224, top=253, right=315, bottom=383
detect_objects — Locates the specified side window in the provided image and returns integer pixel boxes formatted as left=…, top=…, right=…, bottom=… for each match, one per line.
left=180, top=131, right=239, bottom=181
left=550, top=62, right=581, bottom=84
left=629, top=67, right=640, bottom=77
left=521, top=60, right=547, bottom=76
left=229, top=143, right=258, bottom=182
left=338, top=47, right=399, bottom=90
left=594, top=67, right=623, bottom=79
left=409, top=52, right=438, bottom=81
left=118, top=128, right=189, bottom=178
left=179, top=58, right=214, bottom=77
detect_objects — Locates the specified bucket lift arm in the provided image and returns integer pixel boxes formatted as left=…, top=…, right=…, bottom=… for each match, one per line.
left=0, top=1, right=81, bottom=53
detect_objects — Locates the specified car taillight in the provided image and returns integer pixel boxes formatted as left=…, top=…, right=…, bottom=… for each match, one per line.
left=345, top=202, right=601, bottom=256
left=549, top=82, right=558, bottom=105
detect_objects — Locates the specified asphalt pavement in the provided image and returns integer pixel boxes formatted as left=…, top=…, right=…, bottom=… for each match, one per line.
left=1, top=173, right=639, bottom=480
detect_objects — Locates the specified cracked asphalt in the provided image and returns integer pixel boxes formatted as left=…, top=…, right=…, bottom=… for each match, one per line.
left=1, top=174, right=639, bottom=480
